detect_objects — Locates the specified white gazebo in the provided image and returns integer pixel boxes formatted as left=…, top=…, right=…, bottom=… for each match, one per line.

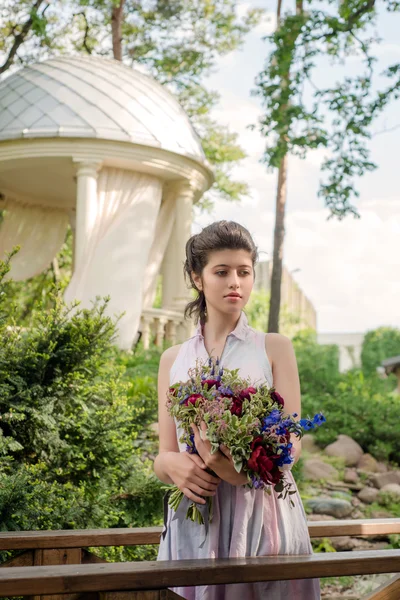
left=0, top=56, right=213, bottom=349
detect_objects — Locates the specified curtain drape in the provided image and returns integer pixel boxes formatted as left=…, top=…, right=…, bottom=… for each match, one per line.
left=142, top=186, right=176, bottom=309
left=0, top=197, right=69, bottom=281
left=64, top=167, right=163, bottom=350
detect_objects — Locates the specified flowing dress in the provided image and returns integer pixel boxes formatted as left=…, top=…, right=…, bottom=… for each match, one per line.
left=157, top=311, right=320, bottom=600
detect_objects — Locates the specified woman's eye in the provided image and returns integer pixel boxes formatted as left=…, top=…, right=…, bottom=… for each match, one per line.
left=216, top=271, right=227, bottom=276
left=240, top=271, right=251, bottom=276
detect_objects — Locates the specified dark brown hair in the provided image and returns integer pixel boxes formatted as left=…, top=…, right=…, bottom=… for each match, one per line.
left=183, top=220, right=258, bottom=324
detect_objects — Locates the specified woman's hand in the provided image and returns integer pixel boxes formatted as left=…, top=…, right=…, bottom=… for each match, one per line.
left=190, top=422, right=248, bottom=487
left=166, top=450, right=221, bottom=505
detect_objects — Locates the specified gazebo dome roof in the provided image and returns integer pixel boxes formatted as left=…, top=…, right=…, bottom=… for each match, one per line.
left=0, top=55, right=205, bottom=162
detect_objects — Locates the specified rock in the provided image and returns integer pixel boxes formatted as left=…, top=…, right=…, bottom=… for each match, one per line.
left=302, top=458, right=339, bottom=481
left=306, top=514, right=336, bottom=521
left=330, top=490, right=353, bottom=503
left=330, top=536, right=366, bottom=551
left=302, top=434, right=320, bottom=453
left=357, top=486, right=379, bottom=504
left=377, top=462, right=388, bottom=473
left=357, top=453, right=379, bottom=473
left=344, top=468, right=359, bottom=483
left=379, top=483, right=400, bottom=498
left=351, top=496, right=362, bottom=507
left=305, top=498, right=353, bottom=518
left=371, top=471, right=400, bottom=489
left=324, top=434, right=363, bottom=466
left=327, top=480, right=363, bottom=492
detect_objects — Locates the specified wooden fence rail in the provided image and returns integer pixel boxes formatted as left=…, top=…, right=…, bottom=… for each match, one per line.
left=0, top=550, right=399, bottom=597
left=0, top=519, right=399, bottom=600
left=0, top=518, right=399, bottom=550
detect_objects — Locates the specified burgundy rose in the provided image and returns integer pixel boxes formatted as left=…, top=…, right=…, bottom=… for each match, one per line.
left=239, top=386, right=257, bottom=400
left=247, top=437, right=281, bottom=485
left=229, top=396, right=244, bottom=417
left=169, top=386, right=178, bottom=396
left=201, top=378, right=221, bottom=390
left=270, top=390, right=285, bottom=407
left=184, top=393, right=204, bottom=406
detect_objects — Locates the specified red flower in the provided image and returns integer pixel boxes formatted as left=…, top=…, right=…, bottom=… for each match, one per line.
left=184, top=393, right=204, bottom=406
left=271, top=390, right=284, bottom=407
left=230, top=396, right=243, bottom=417
left=239, top=386, right=257, bottom=400
left=201, top=379, right=221, bottom=390
left=169, top=386, right=178, bottom=396
left=247, top=437, right=281, bottom=485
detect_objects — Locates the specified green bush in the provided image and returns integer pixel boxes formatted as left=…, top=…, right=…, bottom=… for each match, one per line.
left=292, top=330, right=340, bottom=396
left=361, top=327, right=400, bottom=376
left=302, top=369, right=400, bottom=463
left=0, top=252, right=164, bottom=564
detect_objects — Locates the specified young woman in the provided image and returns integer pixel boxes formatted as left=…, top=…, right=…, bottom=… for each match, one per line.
left=154, top=221, right=320, bottom=600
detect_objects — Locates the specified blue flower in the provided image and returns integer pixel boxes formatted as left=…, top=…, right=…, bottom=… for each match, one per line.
left=313, top=413, right=326, bottom=426
left=299, top=418, right=314, bottom=431
left=262, top=409, right=281, bottom=431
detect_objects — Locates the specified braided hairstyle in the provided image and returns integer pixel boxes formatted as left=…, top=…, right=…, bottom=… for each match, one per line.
left=183, top=220, right=258, bottom=324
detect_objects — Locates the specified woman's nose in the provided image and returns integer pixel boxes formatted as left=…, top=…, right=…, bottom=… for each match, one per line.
left=229, top=274, right=240, bottom=288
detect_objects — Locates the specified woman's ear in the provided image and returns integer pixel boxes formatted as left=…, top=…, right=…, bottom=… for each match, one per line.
left=191, top=272, right=202, bottom=292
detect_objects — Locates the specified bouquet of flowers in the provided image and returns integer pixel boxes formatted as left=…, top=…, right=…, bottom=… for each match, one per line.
left=166, top=356, right=326, bottom=527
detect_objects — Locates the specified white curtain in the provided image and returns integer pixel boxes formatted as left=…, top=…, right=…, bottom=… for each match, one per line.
left=0, top=198, right=69, bottom=281
left=142, top=186, right=177, bottom=309
left=64, top=167, right=163, bottom=350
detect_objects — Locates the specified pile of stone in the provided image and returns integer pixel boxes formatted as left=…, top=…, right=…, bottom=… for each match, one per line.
left=301, top=434, right=400, bottom=552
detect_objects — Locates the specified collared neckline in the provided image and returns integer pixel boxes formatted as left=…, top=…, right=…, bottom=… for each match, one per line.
left=194, top=310, right=249, bottom=342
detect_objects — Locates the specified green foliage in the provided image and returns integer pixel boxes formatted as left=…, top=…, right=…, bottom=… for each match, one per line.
left=302, top=369, right=400, bottom=463
left=0, top=253, right=164, bottom=564
left=361, top=326, right=400, bottom=375
left=254, top=1, right=400, bottom=219
left=245, top=289, right=303, bottom=338
left=292, top=330, right=340, bottom=396
left=312, top=537, right=336, bottom=553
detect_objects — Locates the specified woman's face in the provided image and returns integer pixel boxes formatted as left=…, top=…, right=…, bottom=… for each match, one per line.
left=193, top=249, right=254, bottom=317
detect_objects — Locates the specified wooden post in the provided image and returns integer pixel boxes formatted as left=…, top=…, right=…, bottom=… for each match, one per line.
left=29, top=548, right=82, bottom=600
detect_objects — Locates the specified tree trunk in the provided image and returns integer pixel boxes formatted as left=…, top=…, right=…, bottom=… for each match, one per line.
left=267, top=0, right=303, bottom=333
left=111, top=0, right=126, bottom=61
left=267, top=153, right=288, bottom=333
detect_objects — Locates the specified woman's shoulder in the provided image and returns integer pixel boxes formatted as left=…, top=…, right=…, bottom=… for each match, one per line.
left=263, top=332, right=295, bottom=366
left=160, top=344, right=183, bottom=368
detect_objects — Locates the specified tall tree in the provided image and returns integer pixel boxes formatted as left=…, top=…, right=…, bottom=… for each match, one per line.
left=255, top=0, right=400, bottom=332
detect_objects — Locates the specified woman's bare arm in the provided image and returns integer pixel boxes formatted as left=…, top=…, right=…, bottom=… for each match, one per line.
left=153, top=345, right=181, bottom=484
left=266, top=333, right=302, bottom=464
left=153, top=345, right=222, bottom=502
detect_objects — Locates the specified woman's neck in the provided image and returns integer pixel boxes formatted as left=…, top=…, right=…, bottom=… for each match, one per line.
left=202, top=309, right=241, bottom=341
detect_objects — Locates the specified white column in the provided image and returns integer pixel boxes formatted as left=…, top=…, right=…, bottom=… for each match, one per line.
left=161, top=181, right=195, bottom=312
left=73, top=160, right=102, bottom=274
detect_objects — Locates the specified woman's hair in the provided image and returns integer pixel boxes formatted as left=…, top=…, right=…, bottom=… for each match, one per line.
left=183, top=220, right=259, bottom=324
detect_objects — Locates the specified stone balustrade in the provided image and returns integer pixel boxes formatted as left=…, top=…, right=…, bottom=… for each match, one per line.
left=139, top=308, right=193, bottom=350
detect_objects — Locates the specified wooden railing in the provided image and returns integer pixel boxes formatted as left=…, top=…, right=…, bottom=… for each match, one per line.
left=0, top=519, right=399, bottom=599
left=140, top=308, right=192, bottom=350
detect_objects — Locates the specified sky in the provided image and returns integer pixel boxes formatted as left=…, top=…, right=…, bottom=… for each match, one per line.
left=193, top=1, right=400, bottom=334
